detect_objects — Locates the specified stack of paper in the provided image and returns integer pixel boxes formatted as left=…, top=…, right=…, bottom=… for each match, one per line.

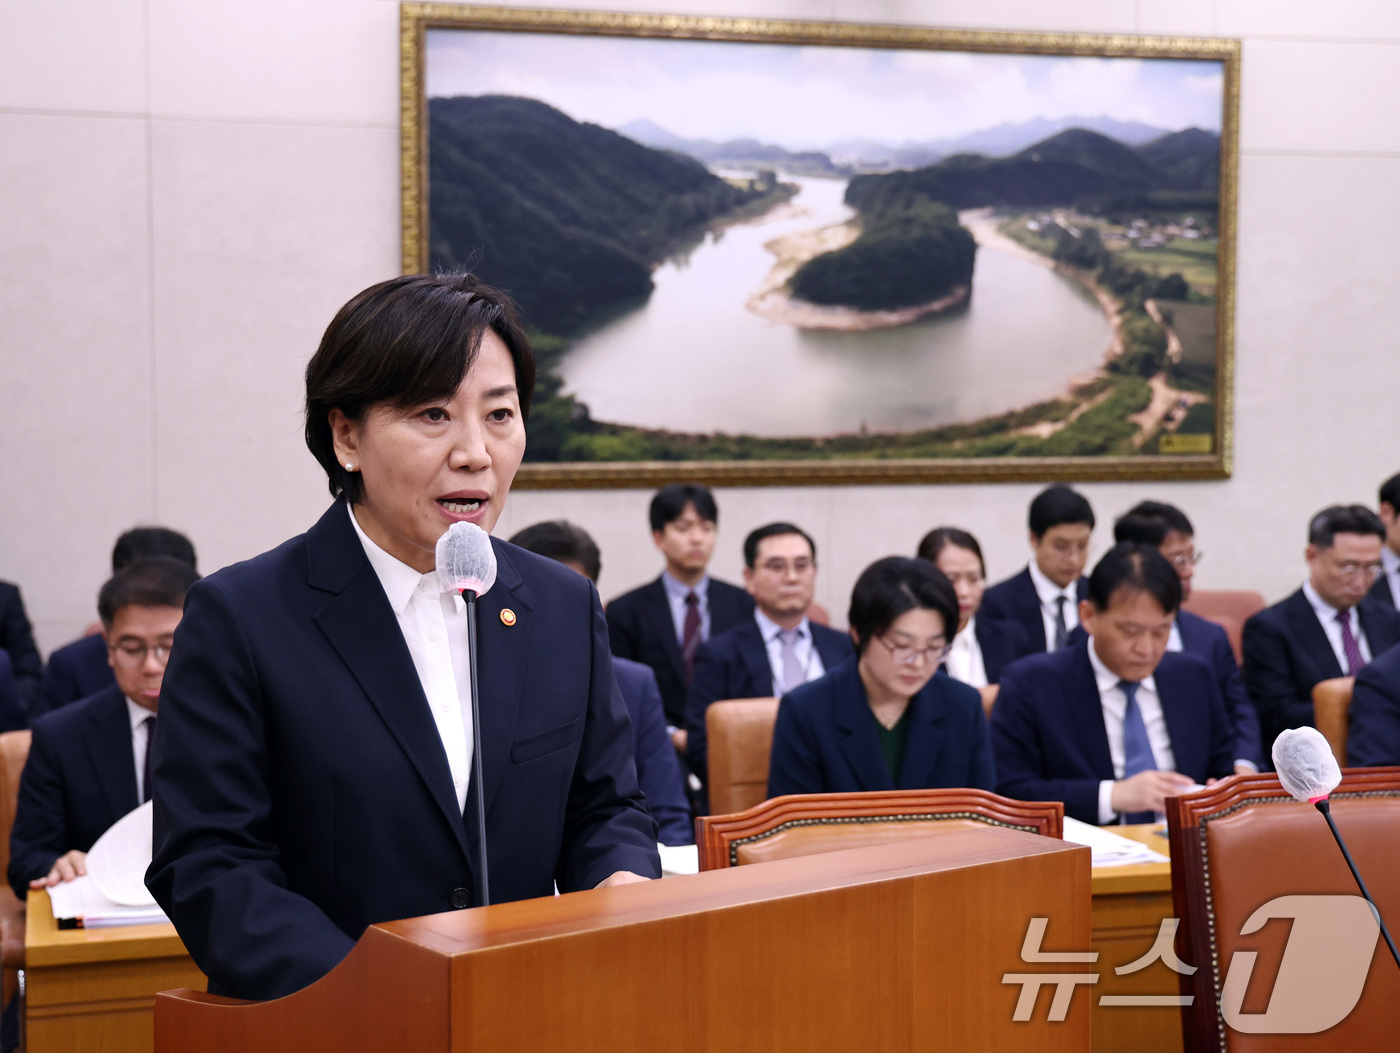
left=1062, top=816, right=1169, bottom=867
left=657, top=843, right=699, bottom=877
left=48, top=801, right=169, bottom=929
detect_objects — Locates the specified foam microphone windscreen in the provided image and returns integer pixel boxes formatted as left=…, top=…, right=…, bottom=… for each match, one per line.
left=1272, top=726, right=1343, bottom=803
left=436, top=521, right=497, bottom=597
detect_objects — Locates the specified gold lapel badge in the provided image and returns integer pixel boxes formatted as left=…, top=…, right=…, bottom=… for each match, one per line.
left=499, top=608, right=517, bottom=627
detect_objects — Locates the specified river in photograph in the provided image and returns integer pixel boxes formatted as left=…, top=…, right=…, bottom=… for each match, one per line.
left=554, top=176, right=1111, bottom=437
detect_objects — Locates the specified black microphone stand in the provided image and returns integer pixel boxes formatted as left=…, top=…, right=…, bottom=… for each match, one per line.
left=1315, top=799, right=1400, bottom=970
left=463, top=589, right=490, bottom=906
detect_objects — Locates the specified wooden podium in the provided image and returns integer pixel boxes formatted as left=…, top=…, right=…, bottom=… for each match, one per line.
left=156, top=825, right=1091, bottom=1052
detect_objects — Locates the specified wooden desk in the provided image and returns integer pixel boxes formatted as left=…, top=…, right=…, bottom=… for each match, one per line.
left=24, top=889, right=204, bottom=1053
left=1090, top=824, right=1181, bottom=1053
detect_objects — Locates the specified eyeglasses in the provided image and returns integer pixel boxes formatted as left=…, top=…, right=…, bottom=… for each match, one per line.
left=109, top=640, right=174, bottom=666
left=756, top=558, right=814, bottom=576
left=875, top=635, right=951, bottom=667
left=1326, top=559, right=1383, bottom=582
left=1167, top=549, right=1204, bottom=571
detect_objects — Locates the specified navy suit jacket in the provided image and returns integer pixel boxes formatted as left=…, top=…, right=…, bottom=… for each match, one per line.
left=767, top=660, right=996, bottom=798
left=9, top=684, right=141, bottom=898
left=973, top=615, right=1033, bottom=684
left=0, top=653, right=19, bottom=732
left=147, top=503, right=660, bottom=1001
left=684, top=616, right=854, bottom=798
left=613, top=656, right=692, bottom=845
left=39, top=634, right=115, bottom=716
left=1370, top=572, right=1397, bottom=611
left=991, top=639, right=1234, bottom=825
left=606, top=575, right=754, bottom=727
left=979, top=567, right=1089, bottom=653
left=1347, top=641, right=1400, bottom=767
left=1242, top=589, right=1400, bottom=759
left=0, top=581, right=42, bottom=717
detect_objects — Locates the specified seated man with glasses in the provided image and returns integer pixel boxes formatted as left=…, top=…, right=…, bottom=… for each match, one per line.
left=1243, top=504, right=1400, bottom=761
left=1106, top=502, right=1263, bottom=773
left=767, top=556, right=994, bottom=798
left=685, top=523, right=853, bottom=810
left=992, top=543, right=1234, bottom=826
left=8, top=557, right=200, bottom=897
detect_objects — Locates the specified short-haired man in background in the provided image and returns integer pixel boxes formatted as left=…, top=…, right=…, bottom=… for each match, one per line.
left=980, top=485, right=1095, bottom=653
left=1370, top=471, right=1400, bottom=612
left=991, top=543, right=1233, bottom=826
left=606, top=484, right=753, bottom=753
left=684, top=523, right=853, bottom=809
left=1243, top=505, right=1400, bottom=759
left=10, top=557, right=200, bottom=896
left=1112, top=501, right=1263, bottom=772
left=509, top=520, right=693, bottom=845
left=40, top=527, right=198, bottom=716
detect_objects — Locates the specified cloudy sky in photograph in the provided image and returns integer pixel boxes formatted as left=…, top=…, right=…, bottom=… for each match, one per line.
left=427, top=30, right=1224, bottom=148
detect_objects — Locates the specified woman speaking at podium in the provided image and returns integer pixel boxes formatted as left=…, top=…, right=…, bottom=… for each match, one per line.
left=147, top=274, right=660, bottom=1001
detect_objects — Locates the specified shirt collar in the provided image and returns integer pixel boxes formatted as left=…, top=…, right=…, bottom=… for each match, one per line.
left=754, top=607, right=808, bottom=643
left=1085, top=636, right=1157, bottom=697
left=1028, top=559, right=1077, bottom=606
left=1302, top=578, right=1346, bottom=622
left=347, top=504, right=437, bottom=616
left=662, top=570, right=709, bottom=605
left=125, top=695, right=155, bottom=731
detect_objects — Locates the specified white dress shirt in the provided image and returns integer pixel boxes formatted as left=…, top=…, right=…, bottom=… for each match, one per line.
left=944, top=615, right=989, bottom=688
left=754, top=608, right=825, bottom=696
left=662, top=571, right=711, bottom=646
left=349, top=506, right=473, bottom=811
left=1302, top=579, right=1372, bottom=673
left=127, top=697, right=156, bottom=803
left=1088, top=639, right=1177, bottom=825
left=1028, top=560, right=1080, bottom=651
left=1382, top=547, right=1400, bottom=612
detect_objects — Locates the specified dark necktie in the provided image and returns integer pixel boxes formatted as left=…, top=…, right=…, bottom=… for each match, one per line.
left=681, top=591, right=702, bottom=683
left=1119, top=680, right=1157, bottom=824
left=1052, top=595, right=1069, bottom=651
left=143, top=715, right=157, bottom=803
left=1337, top=608, right=1365, bottom=676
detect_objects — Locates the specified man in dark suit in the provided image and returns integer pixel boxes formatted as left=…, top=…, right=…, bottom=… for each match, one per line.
left=685, top=523, right=854, bottom=807
left=39, top=527, right=198, bottom=716
left=9, top=558, right=198, bottom=896
left=510, top=520, right=693, bottom=845
left=992, top=543, right=1234, bottom=826
left=0, top=654, right=19, bottom=732
left=606, top=484, right=753, bottom=741
left=1349, top=642, right=1400, bottom=766
left=0, top=581, right=42, bottom=718
left=1371, top=472, right=1400, bottom=611
left=979, top=486, right=1095, bottom=653
left=1243, top=505, right=1400, bottom=759
left=1111, top=502, right=1263, bottom=772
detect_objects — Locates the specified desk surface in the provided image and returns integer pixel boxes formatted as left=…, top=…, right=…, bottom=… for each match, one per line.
left=1090, top=823, right=1173, bottom=896
left=25, top=889, right=191, bottom=968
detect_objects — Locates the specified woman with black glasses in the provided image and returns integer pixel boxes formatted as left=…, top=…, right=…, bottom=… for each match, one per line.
left=766, top=556, right=995, bottom=797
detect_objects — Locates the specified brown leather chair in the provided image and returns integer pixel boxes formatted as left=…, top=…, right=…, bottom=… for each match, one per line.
left=1180, top=590, right=1266, bottom=666
left=1312, top=677, right=1355, bottom=765
left=0, top=730, right=32, bottom=1007
left=1167, top=769, right=1400, bottom=1052
left=696, top=788, right=1063, bottom=871
left=705, top=697, right=779, bottom=817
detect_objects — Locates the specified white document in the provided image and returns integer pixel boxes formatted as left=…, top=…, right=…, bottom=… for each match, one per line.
left=1062, top=816, right=1169, bottom=867
left=47, top=799, right=167, bottom=927
left=47, top=874, right=168, bottom=928
left=657, top=843, right=699, bottom=877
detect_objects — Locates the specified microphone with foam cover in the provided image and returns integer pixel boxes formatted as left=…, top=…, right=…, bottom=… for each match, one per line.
left=1273, top=726, right=1400, bottom=970
left=435, top=521, right=496, bottom=905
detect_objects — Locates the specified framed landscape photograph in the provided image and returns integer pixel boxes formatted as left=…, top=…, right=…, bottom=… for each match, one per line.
left=400, top=5, right=1239, bottom=487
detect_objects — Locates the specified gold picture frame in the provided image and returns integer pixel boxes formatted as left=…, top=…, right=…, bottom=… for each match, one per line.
left=401, top=3, right=1240, bottom=489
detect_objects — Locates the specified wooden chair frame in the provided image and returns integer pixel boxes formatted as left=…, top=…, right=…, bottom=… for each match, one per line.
left=1311, top=676, right=1355, bottom=764
left=696, top=788, right=1063, bottom=871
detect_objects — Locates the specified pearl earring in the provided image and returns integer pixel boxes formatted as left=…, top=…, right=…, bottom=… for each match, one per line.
left=345, top=462, right=354, bottom=471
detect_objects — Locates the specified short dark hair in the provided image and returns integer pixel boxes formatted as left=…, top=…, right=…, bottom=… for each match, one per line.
left=847, top=557, right=959, bottom=656
left=1028, top=485, right=1095, bottom=537
left=1087, top=543, right=1182, bottom=615
left=743, top=523, right=815, bottom=568
left=649, top=484, right=718, bottom=533
left=304, top=273, right=535, bottom=504
left=98, top=557, right=201, bottom=629
left=1308, top=505, right=1386, bottom=548
left=915, top=527, right=985, bottom=576
left=1115, top=501, right=1194, bottom=546
left=509, top=520, right=601, bottom=582
left=111, top=527, right=197, bottom=573
left=1380, top=473, right=1400, bottom=512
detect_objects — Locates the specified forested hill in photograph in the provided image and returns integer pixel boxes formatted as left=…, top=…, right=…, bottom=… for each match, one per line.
left=428, top=95, right=783, bottom=336
left=845, top=127, right=1221, bottom=215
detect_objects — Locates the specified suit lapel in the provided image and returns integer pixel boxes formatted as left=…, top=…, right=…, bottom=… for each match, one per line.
left=896, top=677, right=947, bottom=790
left=1154, top=658, right=1202, bottom=777
left=85, top=687, right=139, bottom=822
left=733, top=619, right=774, bottom=698
left=1284, top=591, right=1343, bottom=679
left=1360, top=599, right=1400, bottom=655
left=474, top=541, right=531, bottom=816
left=646, top=579, right=686, bottom=685
left=1066, top=644, right=1115, bottom=780
left=813, top=625, right=852, bottom=674
left=832, top=664, right=896, bottom=791
left=1014, top=570, right=1047, bottom=651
